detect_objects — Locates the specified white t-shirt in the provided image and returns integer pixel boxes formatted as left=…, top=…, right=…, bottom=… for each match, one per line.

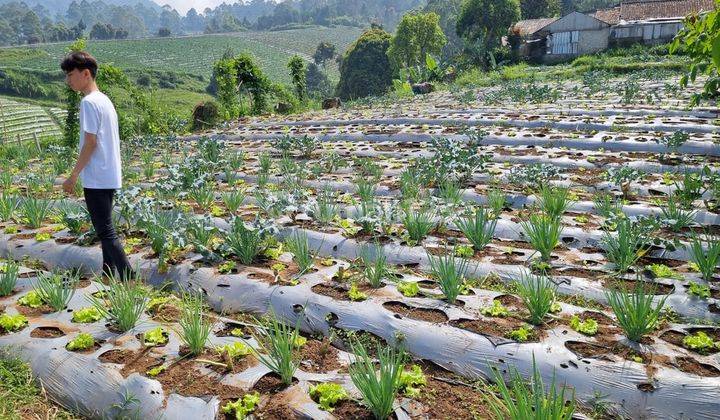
left=79, top=90, right=122, bottom=189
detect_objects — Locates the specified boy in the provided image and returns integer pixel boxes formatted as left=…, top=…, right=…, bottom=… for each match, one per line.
left=61, top=51, right=134, bottom=281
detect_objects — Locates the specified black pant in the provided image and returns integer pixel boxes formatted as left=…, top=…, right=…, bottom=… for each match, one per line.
left=84, top=188, right=133, bottom=280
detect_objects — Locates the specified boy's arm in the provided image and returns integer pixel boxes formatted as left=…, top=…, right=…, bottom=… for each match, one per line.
left=62, top=132, right=97, bottom=194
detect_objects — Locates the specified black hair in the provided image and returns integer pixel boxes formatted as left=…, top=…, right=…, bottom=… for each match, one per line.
left=60, top=51, right=98, bottom=79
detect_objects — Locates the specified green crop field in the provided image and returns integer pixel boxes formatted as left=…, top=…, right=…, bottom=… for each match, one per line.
left=0, top=26, right=363, bottom=84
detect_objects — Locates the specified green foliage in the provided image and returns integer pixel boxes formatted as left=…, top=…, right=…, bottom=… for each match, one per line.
left=605, top=282, right=667, bottom=342
left=646, top=264, right=683, bottom=280
left=388, top=12, right=447, bottom=70
left=688, top=234, right=720, bottom=281
left=285, top=230, right=314, bottom=274
left=63, top=38, right=85, bottom=149
left=0, top=259, right=18, bottom=297
left=670, top=5, right=720, bottom=105
left=688, top=282, right=711, bottom=299
left=682, top=331, right=719, bottom=354
left=456, top=0, right=520, bottom=68
left=515, top=272, right=557, bottom=325
left=397, top=281, right=420, bottom=297
left=348, top=283, right=368, bottom=301
left=520, top=214, right=561, bottom=262
left=235, top=52, right=271, bottom=114
left=143, top=327, right=168, bottom=346
left=403, top=207, right=436, bottom=243
left=428, top=250, right=468, bottom=304
left=18, top=290, right=43, bottom=308
left=348, top=340, right=405, bottom=420
left=34, top=270, right=78, bottom=312
left=177, top=293, right=212, bottom=356
left=225, top=218, right=265, bottom=265
left=212, top=57, right=240, bottom=119
left=0, top=313, right=27, bottom=332
left=481, top=300, right=510, bottom=317
left=19, top=197, right=53, bottom=229
left=569, top=315, right=598, bottom=336
left=456, top=206, right=497, bottom=250
left=66, top=333, right=95, bottom=351
left=506, top=324, right=533, bottom=342
left=287, top=55, right=307, bottom=101
left=309, top=383, right=349, bottom=411
left=248, top=313, right=301, bottom=385
left=488, top=358, right=575, bottom=420
left=87, top=274, right=147, bottom=332
left=537, top=186, right=574, bottom=220
left=337, top=28, right=394, bottom=100
left=601, top=218, right=648, bottom=273
left=397, top=364, right=427, bottom=397
left=222, top=392, right=260, bottom=419
left=359, top=243, right=389, bottom=288
left=72, top=306, right=102, bottom=323
left=217, top=341, right=252, bottom=359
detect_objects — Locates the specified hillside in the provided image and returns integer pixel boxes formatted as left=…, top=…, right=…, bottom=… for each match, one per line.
left=0, top=96, right=65, bottom=145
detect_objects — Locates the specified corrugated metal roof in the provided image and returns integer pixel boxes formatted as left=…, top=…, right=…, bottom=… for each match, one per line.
left=510, top=17, right=558, bottom=36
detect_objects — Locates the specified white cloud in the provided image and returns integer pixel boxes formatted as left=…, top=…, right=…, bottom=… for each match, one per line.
left=154, top=0, right=233, bottom=15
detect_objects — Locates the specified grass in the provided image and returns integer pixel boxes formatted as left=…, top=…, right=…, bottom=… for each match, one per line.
left=515, top=272, right=557, bottom=325
left=348, top=340, right=405, bottom=420
left=537, top=186, right=574, bottom=220
left=249, top=312, right=301, bottom=386
left=605, top=281, right=668, bottom=342
left=601, top=218, right=647, bottom=273
left=488, top=357, right=575, bottom=420
left=456, top=206, right=497, bottom=251
left=0, top=348, right=81, bottom=420
left=520, top=214, right=561, bottom=262
left=226, top=217, right=264, bottom=265
left=177, top=292, right=213, bottom=356
left=285, top=231, right=314, bottom=274
left=87, top=273, right=148, bottom=332
left=688, top=234, right=720, bottom=281
left=403, top=207, right=436, bottom=243
left=34, top=270, right=78, bottom=312
left=358, top=243, right=389, bottom=288
left=427, top=250, right=469, bottom=304
left=0, top=260, right=19, bottom=297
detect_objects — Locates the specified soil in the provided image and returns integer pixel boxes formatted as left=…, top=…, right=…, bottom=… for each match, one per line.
left=330, top=400, right=374, bottom=420
left=215, top=322, right=254, bottom=339
left=673, top=356, right=720, bottom=377
left=254, top=398, right=304, bottom=420
left=150, top=303, right=181, bottom=323
left=660, top=330, right=687, bottom=347
left=382, top=301, right=449, bottom=323
left=311, top=282, right=377, bottom=301
left=98, top=348, right=164, bottom=377
left=16, top=303, right=55, bottom=317
left=298, top=337, right=344, bottom=373
left=153, top=353, right=245, bottom=400
left=450, top=317, right=546, bottom=343
left=29, top=326, right=65, bottom=338
left=603, top=278, right=675, bottom=295
left=413, top=361, right=495, bottom=420
left=252, top=372, right=296, bottom=394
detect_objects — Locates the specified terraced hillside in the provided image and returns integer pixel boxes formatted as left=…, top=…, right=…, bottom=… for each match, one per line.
left=1, top=68, right=720, bottom=419
left=0, top=96, right=64, bottom=145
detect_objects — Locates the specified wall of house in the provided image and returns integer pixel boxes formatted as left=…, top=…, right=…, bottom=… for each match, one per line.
left=610, top=21, right=684, bottom=47
left=543, top=28, right=609, bottom=62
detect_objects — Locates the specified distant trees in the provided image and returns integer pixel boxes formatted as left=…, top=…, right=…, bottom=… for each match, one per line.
left=313, top=42, right=337, bottom=67
left=287, top=55, right=307, bottom=101
left=336, top=28, right=394, bottom=100
left=212, top=53, right=270, bottom=118
left=456, top=0, right=520, bottom=67
left=387, top=12, right=446, bottom=70
left=157, top=27, right=171, bottom=37
left=89, top=23, right=129, bottom=40
left=423, top=0, right=464, bottom=60
left=520, top=0, right=561, bottom=19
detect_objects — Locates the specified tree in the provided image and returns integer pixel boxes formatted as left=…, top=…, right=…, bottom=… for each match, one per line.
left=158, top=27, right=171, bottom=37
left=424, top=0, right=464, bottom=60
left=520, top=0, right=561, bottom=19
left=456, top=0, right=520, bottom=67
left=313, top=42, right=336, bottom=67
left=306, top=63, right=332, bottom=98
left=287, top=55, right=307, bottom=101
left=21, top=11, right=42, bottom=43
left=670, top=5, right=720, bottom=106
left=336, top=28, right=394, bottom=100
left=234, top=53, right=270, bottom=114
left=63, top=38, right=86, bottom=149
left=387, top=12, right=447, bottom=70
left=212, top=57, right=240, bottom=119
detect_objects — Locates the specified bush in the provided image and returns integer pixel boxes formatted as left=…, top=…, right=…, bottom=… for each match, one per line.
left=336, top=28, right=395, bottom=100
left=191, top=101, right=220, bottom=131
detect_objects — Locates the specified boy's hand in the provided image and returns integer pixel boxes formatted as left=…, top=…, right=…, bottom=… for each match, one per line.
left=62, top=175, right=78, bottom=195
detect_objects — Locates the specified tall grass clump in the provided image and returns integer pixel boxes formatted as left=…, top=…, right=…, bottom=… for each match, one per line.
left=520, top=214, right=561, bottom=262
left=605, top=282, right=667, bottom=342
left=177, top=292, right=213, bottom=356
left=601, top=218, right=647, bottom=273
left=87, top=273, right=147, bottom=332
left=19, top=197, right=53, bottom=229
left=348, top=340, right=405, bottom=420
left=358, top=243, right=389, bottom=288
left=0, top=260, right=19, bottom=296
left=285, top=230, right=314, bottom=273
left=515, top=272, right=557, bottom=325
left=35, top=270, right=79, bottom=311
left=428, top=250, right=469, bottom=304
left=222, top=190, right=245, bottom=214
left=249, top=313, right=301, bottom=385
left=537, top=186, right=574, bottom=220
left=688, top=234, right=720, bottom=281
left=488, top=357, right=575, bottom=420
left=456, top=206, right=497, bottom=250
left=226, top=217, right=264, bottom=265
left=403, top=207, right=435, bottom=243
left=0, top=193, right=19, bottom=222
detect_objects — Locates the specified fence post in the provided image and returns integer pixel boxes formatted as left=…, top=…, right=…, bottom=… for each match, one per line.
left=16, top=134, right=21, bottom=147
left=34, top=132, right=41, bottom=153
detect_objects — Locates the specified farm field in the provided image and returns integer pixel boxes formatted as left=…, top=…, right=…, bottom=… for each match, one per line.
left=0, top=26, right=363, bottom=83
left=0, top=96, right=65, bottom=145
left=1, top=67, right=720, bottom=419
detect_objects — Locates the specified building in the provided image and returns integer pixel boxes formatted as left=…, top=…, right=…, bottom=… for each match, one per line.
left=510, top=0, right=716, bottom=62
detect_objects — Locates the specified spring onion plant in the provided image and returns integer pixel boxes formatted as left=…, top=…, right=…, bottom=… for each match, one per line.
left=0, top=193, right=19, bottom=222
left=0, top=260, right=19, bottom=296
left=358, top=243, right=389, bottom=288
left=428, top=250, right=469, bottom=304
left=87, top=272, right=147, bottom=332
left=515, top=272, right=557, bottom=325
left=311, top=188, right=338, bottom=224
left=222, top=190, right=246, bottom=214
left=487, top=188, right=507, bottom=218
left=285, top=231, right=314, bottom=273
left=403, top=207, right=436, bottom=243
left=226, top=218, right=263, bottom=265
left=35, top=270, right=79, bottom=311
left=19, top=197, right=53, bottom=229
left=537, top=186, right=574, bottom=221
left=456, top=207, right=497, bottom=251
left=249, top=313, right=301, bottom=385
left=601, top=218, right=647, bottom=273
left=605, top=281, right=667, bottom=342
left=348, top=340, right=405, bottom=420
left=177, top=292, right=213, bottom=356
left=660, top=195, right=697, bottom=232
left=688, top=234, right=720, bottom=281
left=520, top=214, right=561, bottom=262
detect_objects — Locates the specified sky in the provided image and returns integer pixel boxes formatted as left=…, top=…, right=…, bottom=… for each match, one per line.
left=155, top=0, right=233, bottom=14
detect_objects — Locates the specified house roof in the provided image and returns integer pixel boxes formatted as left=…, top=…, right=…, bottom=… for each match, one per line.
left=594, top=6, right=622, bottom=24
left=510, top=17, right=557, bottom=36
left=620, top=0, right=715, bottom=20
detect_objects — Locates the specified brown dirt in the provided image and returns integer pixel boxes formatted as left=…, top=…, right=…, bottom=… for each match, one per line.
left=216, top=322, right=254, bottom=338
left=254, top=398, right=303, bottom=420
left=330, top=400, right=374, bottom=420
left=603, top=278, right=674, bottom=295
left=414, top=361, right=495, bottom=420
left=298, top=337, right=344, bottom=373
left=252, top=373, right=296, bottom=394
left=153, top=354, right=245, bottom=400
left=98, top=348, right=164, bottom=377
left=29, top=326, right=65, bottom=338
left=660, top=330, right=686, bottom=347
left=674, top=356, right=720, bottom=377
left=382, top=301, right=449, bottom=323
left=450, top=317, right=545, bottom=343
left=311, top=283, right=377, bottom=301
left=150, top=303, right=181, bottom=323
left=16, top=303, right=55, bottom=317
